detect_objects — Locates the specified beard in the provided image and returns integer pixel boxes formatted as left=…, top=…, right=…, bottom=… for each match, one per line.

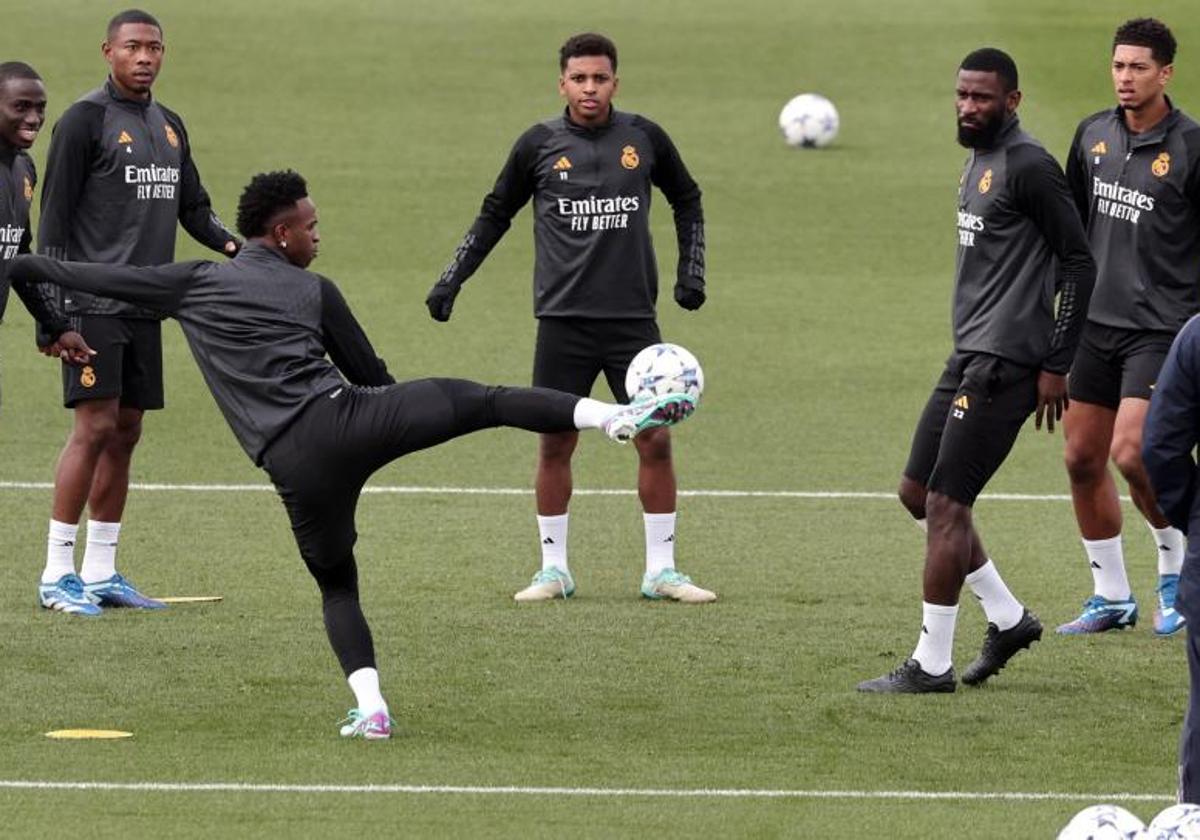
left=957, top=114, right=1004, bottom=149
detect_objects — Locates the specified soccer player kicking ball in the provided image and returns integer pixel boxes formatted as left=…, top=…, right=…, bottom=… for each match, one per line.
left=1059, top=18, right=1200, bottom=637
left=858, top=49, right=1095, bottom=694
left=425, top=33, right=713, bottom=604
left=10, top=170, right=696, bottom=739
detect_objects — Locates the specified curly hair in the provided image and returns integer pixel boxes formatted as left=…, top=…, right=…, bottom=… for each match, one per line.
left=1114, top=18, right=1176, bottom=66
left=559, top=32, right=617, bottom=72
left=235, top=170, right=308, bottom=238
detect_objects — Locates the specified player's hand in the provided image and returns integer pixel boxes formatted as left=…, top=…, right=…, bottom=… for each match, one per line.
left=1034, top=370, right=1068, bottom=433
left=674, top=281, right=706, bottom=311
left=425, top=281, right=460, bottom=322
left=224, top=239, right=241, bottom=256
left=54, top=331, right=97, bottom=366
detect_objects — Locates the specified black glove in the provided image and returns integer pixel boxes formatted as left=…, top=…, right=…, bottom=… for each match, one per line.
left=425, top=280, right=461, bottom=322
left=674, top=281, right=706, bottom=311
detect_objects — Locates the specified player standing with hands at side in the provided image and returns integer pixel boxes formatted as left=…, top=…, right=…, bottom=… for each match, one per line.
left=426, top=33, right=714, bottom=603
left=34, top=9, right=239, bottom=616
left=1059, top=18, right=1200, bottom=637
left=859, top=49, right=1095, bottom=693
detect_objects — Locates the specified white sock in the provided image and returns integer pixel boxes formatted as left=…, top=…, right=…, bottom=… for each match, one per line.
left=913, top=517, right=928, bottom=534
left=964, top=560, right=1024, bottom=631
left=644, top=512, right=677, bottom=577
left=573, top=397, right=614, bottom=430
left=1084, top=536, right=1132, bottom=601
left=43, top=519, right=78, bottom=584
left=1150, top=523, right=1186, bottom=577
left=80, top=520, right=121, bottom=584
left=537, top=514, right=569, bottom=573
left=347, top=667, right=387, bottom=715
left=912, top=602, right=958, bottom=677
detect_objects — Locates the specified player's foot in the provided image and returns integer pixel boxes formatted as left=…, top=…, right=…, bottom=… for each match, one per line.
left=1056, top=595, right=1138, bottom=635
left=513, top=567, right=575, bottom=602
left=604, top=393, right=696, bottom=443
left=960, top=609, right=1043, bottom=686
left=857, top=658, right=956, bottom=694
left=38, top=573, right=102, bottom=616
left=1155, top=574, right=1186, bottom=637
left=640, top=569, right=716, bottom=603
left=338, top=708, right=393, bottom=740
left=82, top=574, right=167, bottom=610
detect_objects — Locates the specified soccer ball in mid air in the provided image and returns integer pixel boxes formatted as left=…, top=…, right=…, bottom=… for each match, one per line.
left=624, top=343, right=704, bottom=403
left=1057, top=804, right=1146, bottom=839
left=778, top=93, right=839, bottom=148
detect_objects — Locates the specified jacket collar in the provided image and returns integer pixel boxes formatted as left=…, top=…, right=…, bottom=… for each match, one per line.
left=104, top=77, right=153, bottom=111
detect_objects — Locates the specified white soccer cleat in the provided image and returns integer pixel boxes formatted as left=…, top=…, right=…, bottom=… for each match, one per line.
left=603, top=393, right=696, bottom=443
left=640, top=569, right=716, bottom=603
left=513, top=567, right=575, bottom=602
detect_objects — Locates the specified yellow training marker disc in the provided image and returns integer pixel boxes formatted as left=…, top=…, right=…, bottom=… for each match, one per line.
left=45, top=729, right=133, bottom=740
left=155, top=596, right=223, bottom=604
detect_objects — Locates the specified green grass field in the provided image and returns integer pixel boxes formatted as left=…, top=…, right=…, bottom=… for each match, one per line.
left=2, top=0, right=1199, bottom=836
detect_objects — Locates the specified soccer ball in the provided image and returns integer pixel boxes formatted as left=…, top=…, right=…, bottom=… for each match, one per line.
left=778, top=93, right=839, bottom=148
left=624, top=343, right=704, bottom=404
left=1149, top=803, right=1200, bottom=838
left=1057, top=804, right=1146, bottom=839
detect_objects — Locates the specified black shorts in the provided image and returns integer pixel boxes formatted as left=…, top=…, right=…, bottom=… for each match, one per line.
left=63, top=315, right=164, bottom=410
left=1068, top=322, right=1175, bottom=409
left=533, top=317, right=662, bottom=403
left=903, top=352, right=1038, bottom=506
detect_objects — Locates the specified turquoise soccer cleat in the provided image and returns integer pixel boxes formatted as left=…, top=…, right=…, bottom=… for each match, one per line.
left=1154, top=574, right=1186, bottom=636
left=513, top=567, right=575, bottom=602
left=1056, top=594, right=1138, bottom=634
left=338, top=708, right=393, bottom=740
left=604, top=393, right=696, bottom=443
left=39, top=573, right=102, bottom=616
left=83, top=574, right=167, bottom=610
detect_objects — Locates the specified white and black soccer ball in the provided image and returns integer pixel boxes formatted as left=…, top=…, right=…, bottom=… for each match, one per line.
left=1057, top=804, right=1146, bottom=839
left=778, top=93, right=839, bottom=148
left=1149, top=803, right=1200, bottom=838
left=624, top=343, right=704, bottom=404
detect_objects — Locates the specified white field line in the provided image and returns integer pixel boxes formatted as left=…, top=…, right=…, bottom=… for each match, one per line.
left=0, top=481, right=1095, bottom=502
left=0, top=780, right=1174, bottom=801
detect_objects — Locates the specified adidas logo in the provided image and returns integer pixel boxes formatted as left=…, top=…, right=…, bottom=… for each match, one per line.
left=117, top=130, right=133, bottom=145
left=1090, top=561, right=1102, bottom=569
left=953, top=395, right=969, bottom=410
left=542, top=537, right=554, bottom=545
left=552, top=156, right=572, bottom=171
left=921, top=624, right=929, bottom=634
left=664, top=535, right=674, bottom=543
left=1090, top=140, right=1107, bottom=155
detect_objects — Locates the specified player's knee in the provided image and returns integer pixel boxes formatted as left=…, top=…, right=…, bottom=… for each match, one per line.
left=925, top=491, right=969, bottom=530
left=70, top=411, right=120, bottom=451
left=634, top=427, right=672, bottom=462
left=111, top=419, right=143, bottom=453
left=538, top=431, right=578, bottom=463
left=1064, top=442, right=1107, bottom=485
left=1110, top=437, right=1146, bottom=483
left=898, top=477, right=926, bottom=519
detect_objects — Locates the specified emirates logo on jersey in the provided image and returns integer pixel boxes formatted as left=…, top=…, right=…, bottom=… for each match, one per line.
left=164, top=124, right=179, bottom=148
left=978, top=169, right=993, bottom=194
left=23, top=176, right=33, bottom=202
left=620, top=145, right=639, bottom=170
left=1152, top=152, right=1170, bottom=178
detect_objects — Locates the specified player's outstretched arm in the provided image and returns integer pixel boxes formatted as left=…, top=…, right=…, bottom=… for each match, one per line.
left=318, top=276, right=394, bottom=387
left=425, top=126, right=545, bottom=321
left=640, top=117, right=706, bottom=311
left=9, top=254, right=197, bottom=315
left=1144, top=320, right=1200, bottom=532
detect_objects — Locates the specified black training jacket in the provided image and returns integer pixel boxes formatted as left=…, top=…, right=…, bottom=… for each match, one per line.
left=0, top=149, right=67, bottom=336
left=438, top=108, right=704, bottom=319
left=1066, top=101, right=1200, bottom=332
left=10, top=245, right=392, bottom=464
left=36, top=79, right=234, bottom=319
left=954, top=116, right=1096, bottom=373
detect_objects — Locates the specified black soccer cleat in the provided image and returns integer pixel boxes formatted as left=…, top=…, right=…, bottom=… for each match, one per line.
left=856, top=658, right=956, bottom=694
left=960, top=609, right=1043, bottom=686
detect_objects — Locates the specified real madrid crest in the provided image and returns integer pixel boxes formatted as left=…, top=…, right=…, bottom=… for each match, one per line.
left=80, top=366, right=97, bottom=388
left=978, top=168, right=993, bottom=194
left=1152, top=152, right=1170, bottom=178
left=164, top=123, right=179, bottom=148
left=620, top=145, right=639, bottom=170
left=23, top=175, right=33, bottom=202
